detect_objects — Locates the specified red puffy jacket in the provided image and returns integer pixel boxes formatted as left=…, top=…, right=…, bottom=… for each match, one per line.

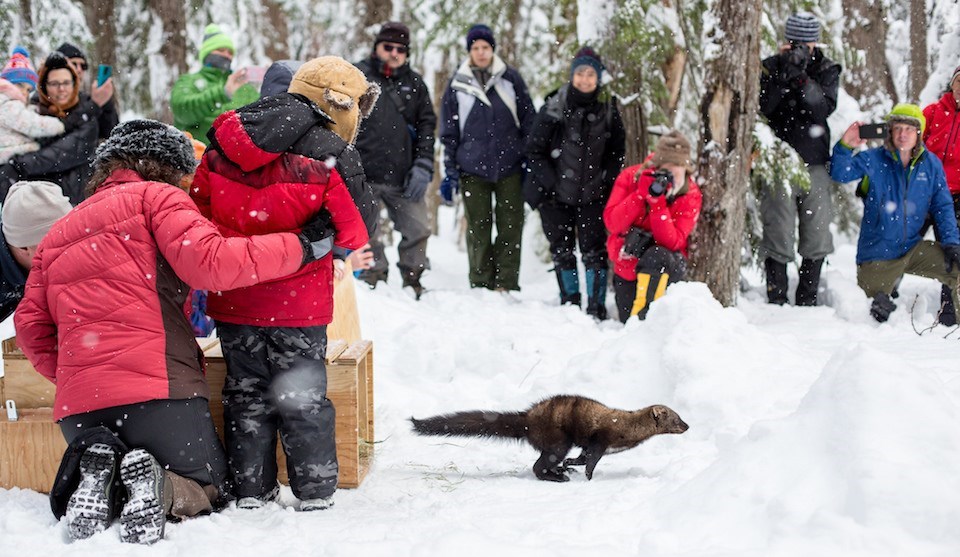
left=192, top=94, right=368, bottom=327
left=14, top=169, right=305, bottom=420
left=603, top=164, right=702, bottom=281
left=923, top=93, right=960, bottom=194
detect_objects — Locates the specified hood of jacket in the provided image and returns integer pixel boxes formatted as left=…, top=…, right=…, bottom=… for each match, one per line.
left=209, top=92, right=334, bottom=173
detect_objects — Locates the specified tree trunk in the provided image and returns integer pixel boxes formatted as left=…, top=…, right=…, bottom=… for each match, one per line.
left=662, top=46, right=686, bottom=124
left=362, top=0, right=393, bottom=29
left=687, top=0, right=763, bottom=307
left=908, top=0, right=928, bottom=101
left=842, top=0, right=897, bottom=105
left=621, top=96, right=648, bottom=168
left=262, top=0, right=290, bottom=61
left=497, top=0, right=523, bottom=67
left=82, top=1, right=116, bottom=66
left=148, top=0, right=187, bottom=123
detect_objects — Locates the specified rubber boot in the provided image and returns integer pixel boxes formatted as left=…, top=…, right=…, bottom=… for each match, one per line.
left=555, top=267, right=581, bottom=306
left=765, top=258, right=788, bottom=305
left=795, top=258, right=823, bottom=307
left=585, top=267, right=608, bottom=320
left=164, top=471, right=214, bottom=519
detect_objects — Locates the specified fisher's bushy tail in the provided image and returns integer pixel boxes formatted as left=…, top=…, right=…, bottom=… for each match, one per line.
left=410, top=410, right=528, bottom=441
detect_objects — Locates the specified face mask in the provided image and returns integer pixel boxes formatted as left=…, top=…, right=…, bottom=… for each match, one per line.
left=204, top=53, right=232, bottom=72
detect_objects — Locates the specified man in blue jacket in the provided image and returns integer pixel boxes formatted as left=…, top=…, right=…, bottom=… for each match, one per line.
left=831, top=103, right=960, bottom=322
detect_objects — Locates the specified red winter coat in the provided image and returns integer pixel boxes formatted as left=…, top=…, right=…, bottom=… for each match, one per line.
left=603, top=164, right=702, bottom=281
left=14, top=169, right=305, bottom=420
left=192, top=94, right=369, bottom=327
left=923, top=93, right=960, bottom=194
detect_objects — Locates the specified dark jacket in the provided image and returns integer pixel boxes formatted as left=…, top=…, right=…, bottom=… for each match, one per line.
left=9, top=96, right=99, bottom=205
left=0, top=224, right=27, bottom=321
left=440, top=56, right=535, bottom=183
left=354, top=57, right=436, bottom=187
left=759, top=48, right=841, bottom=166
left=83, top=91, right=119, bottom=140
left=525, top=84, right=626, bottom=208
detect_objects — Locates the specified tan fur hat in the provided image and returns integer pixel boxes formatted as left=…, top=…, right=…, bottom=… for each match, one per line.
left=288, top=56, right=381, bottom=144
left=650, top=130, right=694, bottom=172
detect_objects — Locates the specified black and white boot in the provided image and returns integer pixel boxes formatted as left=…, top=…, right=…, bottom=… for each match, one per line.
left=65, top=443, right=119, bottom=540
left=118, top=449, right=167, bottom=545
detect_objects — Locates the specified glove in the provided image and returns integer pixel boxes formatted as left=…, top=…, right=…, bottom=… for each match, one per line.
left=403, top=157, right=433, bottom=202
left=778, top=56, right=807, bottom=87
left=298, top=208, right=334, bottom=265
left=440, top=174, right=459, bottom=205
left=944, top=244, right=960, bottom=273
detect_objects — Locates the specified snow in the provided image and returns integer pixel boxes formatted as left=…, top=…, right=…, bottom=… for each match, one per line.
left=2, top=205, right=960, bottom=556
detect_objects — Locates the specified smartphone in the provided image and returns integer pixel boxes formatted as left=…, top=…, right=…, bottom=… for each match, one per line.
left=97, top=64, right=112, bottom=87
left=859, top=122, right=888, bottom=140
left=244, top=66, right=267, bottom=83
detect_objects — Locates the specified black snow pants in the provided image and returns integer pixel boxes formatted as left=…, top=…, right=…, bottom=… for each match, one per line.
left=217, top=323, right=338, bottom=501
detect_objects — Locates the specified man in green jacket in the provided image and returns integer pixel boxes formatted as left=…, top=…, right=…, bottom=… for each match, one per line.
left=171, top=24, right=259, bottom=145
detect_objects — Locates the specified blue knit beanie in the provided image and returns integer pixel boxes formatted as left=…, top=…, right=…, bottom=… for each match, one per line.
left=1, top=46, right=39, bottom=88
left=466, top=24, right=496, bottom=51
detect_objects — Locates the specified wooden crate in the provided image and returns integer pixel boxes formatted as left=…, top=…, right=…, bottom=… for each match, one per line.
left=1, top=337, right=374, bottom=491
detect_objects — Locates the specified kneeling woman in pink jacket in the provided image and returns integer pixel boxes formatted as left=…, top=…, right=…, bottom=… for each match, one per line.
left=14, top=120, right=330, bottom=544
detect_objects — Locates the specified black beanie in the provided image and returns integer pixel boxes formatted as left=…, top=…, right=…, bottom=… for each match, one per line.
left=55, top=42, right=86, bottom=61
left=94, top=119, right=197, bottom=175
left=375, top=22, right=410, bottom=47
left=466, top=24, right=496, bottom=51
left=570, top=46, right=604, bottom=80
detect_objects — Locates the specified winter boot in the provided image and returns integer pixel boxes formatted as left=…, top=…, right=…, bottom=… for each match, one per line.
left=555, top=267, right=581, bottom=306
left=357, top=268, right=387, bottom=289
left=939, top=284, right=957, bottom=326
left=300, top=496, right=335, bottom=512
left=401, top=271, right=425, bottom=300
left=165, top=472, right=214, bottom=519
left=870, top=293, right=897, bottom=323
left=236, top=483, right=280, bottom=510
left=65, top=443, right=120, bottom=540
left=765, top=258, right=788, bottom=305
left=795, top=258, right=823, bottom=307
left=585, top=267, right=608, bottom=320
left=118, top=449, right=167, bottom=545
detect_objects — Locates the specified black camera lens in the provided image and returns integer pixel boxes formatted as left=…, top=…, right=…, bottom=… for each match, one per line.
left=649, top=169, right=673, bottom=197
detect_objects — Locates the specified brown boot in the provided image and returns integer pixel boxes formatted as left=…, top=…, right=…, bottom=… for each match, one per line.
left=163, top=471, right=214, bottom=519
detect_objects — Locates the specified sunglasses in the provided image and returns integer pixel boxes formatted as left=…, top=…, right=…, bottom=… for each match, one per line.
left=382, top=44, right=408, bottom=54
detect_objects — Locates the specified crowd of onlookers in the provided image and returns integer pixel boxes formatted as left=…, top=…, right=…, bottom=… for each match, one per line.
left=2, top=10, right=960, bottom=545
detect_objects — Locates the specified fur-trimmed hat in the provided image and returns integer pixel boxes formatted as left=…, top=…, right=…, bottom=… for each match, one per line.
left=571, top=46, right=604, bottom=80
left=1, top=46, right=39, bottom=88
left=94, top=119, right=197, bottom=175
left=288, top=56, right=381, bottom=144
left=784, top=12, right=820, bottom=43
left=650, top=130, right=694, bottom=172
left=466, top=24, right=496, bottom=51
left=2, top=181, right=72, bottom=247
left=199, top=24, right=235, bottom=64
left=375, top=22, right=410, bottom=48
left=887, top=103, right=926, bottom=135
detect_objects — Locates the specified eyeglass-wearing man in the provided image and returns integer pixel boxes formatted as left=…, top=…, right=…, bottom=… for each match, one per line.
left=354, top=22, right=437, bottom=298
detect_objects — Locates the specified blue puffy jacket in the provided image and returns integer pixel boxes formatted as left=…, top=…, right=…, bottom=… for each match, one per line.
left=831, top=142, right=960, bottom=263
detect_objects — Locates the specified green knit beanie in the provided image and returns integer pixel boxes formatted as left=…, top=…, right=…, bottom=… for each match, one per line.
left=198, top=24, right=235, bottom=64
left=887, top=103, right=926, bottom=135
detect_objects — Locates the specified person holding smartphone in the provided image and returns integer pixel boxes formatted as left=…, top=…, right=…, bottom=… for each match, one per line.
left=758, top=12, right=842, bottom=307
left=55, top=43, right=119, bottom=140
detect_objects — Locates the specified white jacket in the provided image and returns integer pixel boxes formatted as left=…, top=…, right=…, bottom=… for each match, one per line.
left=0, top=83, right=65, bottom=163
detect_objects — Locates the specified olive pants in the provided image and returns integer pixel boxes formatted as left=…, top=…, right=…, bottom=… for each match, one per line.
left=461, top=173, right=524, bottom=290
left=857, top=240, right=960, bottom=310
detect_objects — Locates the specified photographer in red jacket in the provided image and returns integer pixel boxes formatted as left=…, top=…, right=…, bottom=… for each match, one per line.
left=603, top=130, right=702, bottom=322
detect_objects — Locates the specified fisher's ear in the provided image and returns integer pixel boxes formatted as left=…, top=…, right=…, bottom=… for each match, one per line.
left=358, top=82, right=381, bottom=119
left=651, top=405, right=667, bottom=424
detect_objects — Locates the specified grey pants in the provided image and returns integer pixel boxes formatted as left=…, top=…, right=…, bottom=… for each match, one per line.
left=858, top=240, right=960, bottom=310
left=759, top=164, right=835, bottom=263
left=368, top=182, right=431, bottom=280
left=218, top=323, right=337, bottom=501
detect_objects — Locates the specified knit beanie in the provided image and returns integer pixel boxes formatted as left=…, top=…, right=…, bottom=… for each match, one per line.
left=571, top=46, right=604, bottom=80
left=2, top=181, right=73, bottom=247
left=887, top=103, right=926, bottom=135
left=198, top=24, right=235, bottom=64
left=784, top=12, right=821, bottom=43
left=55, top=42, right=86, bottom=61
left=375, top=22, right=410, bottom=48
left=94, top=119, right=197, bottom=175
left=1, top=46, right=39, bottom=88
left=466, top=24, right=496, bottom=51
left=950, top=65, right=960, bottom=88
left=650, top=130, right=694, bottom=172
left=289, top=56, right=381, bottom=144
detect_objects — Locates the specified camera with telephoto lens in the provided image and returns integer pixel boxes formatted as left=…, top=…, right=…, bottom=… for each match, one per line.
left=786, top=41, right=810, bottom=69
left=648, top=169, right=673, bottom=198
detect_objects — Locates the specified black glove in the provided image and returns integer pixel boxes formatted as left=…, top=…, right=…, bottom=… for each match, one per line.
left=778, top=50, right=808, bottom=86
left=298, top=208, right=334, bottom=266
left=403, top=157, right=433, bottom=202
left=944, top=244, right=960, bottom=273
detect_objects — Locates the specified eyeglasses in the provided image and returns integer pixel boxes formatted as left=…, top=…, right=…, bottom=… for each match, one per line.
left=46, top=81, right=74, bottom=90
left=382, top=44, right=408, bottom=54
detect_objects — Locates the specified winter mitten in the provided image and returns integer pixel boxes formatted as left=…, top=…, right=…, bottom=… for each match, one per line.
left=439, top=174, right=459, bottom=205
left=298, top=208, right=334, bottom=265
left=943, top=244, right=960, bottom=273
left=403, top=157, right=434, bottom=202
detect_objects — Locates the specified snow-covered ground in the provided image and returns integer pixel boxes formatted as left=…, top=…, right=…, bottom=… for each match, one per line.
left=2, top=207, right=960, bottom=556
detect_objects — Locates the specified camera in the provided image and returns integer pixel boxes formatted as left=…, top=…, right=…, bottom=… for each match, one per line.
left=786, top=41, right=810, bottom=69
left=649, top=169, right=673, bottom=198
